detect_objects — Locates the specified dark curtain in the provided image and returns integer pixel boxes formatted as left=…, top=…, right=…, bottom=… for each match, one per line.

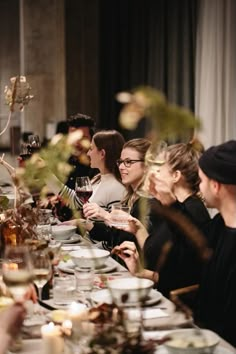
left=99, top=0, right=198, bottom=139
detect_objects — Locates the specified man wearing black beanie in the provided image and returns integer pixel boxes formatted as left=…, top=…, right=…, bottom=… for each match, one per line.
left=197, top=140, right=236, bottom=347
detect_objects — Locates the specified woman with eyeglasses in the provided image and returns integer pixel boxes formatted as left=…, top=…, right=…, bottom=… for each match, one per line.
left=85, top=138, right=152, bottom=248
left=50, top=130, right=126, bottom=220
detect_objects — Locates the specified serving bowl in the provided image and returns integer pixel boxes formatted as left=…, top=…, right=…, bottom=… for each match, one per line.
left=52, top=225, right=77, bottom=240
left=163, top=328, right=220, bottom=354
left=70, top=248, right=110, bottom=268
left=107, top=277, right=154, bottom=304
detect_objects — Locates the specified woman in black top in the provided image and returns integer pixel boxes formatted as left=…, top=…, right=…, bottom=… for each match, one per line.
left=113, top=141, right=210, bottom=297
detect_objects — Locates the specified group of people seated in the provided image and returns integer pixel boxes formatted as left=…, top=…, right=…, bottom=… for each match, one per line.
left=4, top=113, right=236, bottom=349
left=46, top=113, right=236, bottom=347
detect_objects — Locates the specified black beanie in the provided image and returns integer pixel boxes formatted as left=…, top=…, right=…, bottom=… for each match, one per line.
left=199, top=140, right=236, bottom=185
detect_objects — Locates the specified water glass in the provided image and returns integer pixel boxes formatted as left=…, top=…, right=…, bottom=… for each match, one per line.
left=110, top=203, right=131, bottom=228
left=74, top=266, right=94, bottom=292
left=36, top=223, right=52, bottom=241
left=53, top=276, right=76, bottom=305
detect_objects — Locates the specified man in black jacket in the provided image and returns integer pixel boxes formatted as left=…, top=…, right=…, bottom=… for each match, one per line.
left=197, top=140, right=236, bottom=347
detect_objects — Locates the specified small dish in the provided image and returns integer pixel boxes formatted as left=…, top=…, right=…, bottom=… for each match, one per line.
left=90, top=288, right=162, bottom=307
left=163, top=329, right=220, bottom=354
left=52, top=225, right=77, bottom=240
left=59, top=234, right=82, bottom=244
left=58, top=258, right=117, bottom=274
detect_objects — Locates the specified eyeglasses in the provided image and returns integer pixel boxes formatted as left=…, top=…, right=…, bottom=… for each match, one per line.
left=116, top=159, right=144, bottom=168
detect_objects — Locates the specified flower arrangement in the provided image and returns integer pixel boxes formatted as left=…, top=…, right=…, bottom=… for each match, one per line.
left=0, top=76, right=33, bottom=138
left=117, top=86, right=200, bottom=141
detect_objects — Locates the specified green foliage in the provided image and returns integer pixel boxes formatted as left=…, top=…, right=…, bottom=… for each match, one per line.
left=17, top=134, right=75, bottom=193
left=118, top=86, right=201, bottom=141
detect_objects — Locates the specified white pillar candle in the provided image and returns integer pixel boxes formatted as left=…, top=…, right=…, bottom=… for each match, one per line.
left=41, top=322, right=64, bottom=354
left=67, top=301, right=88, bottom=328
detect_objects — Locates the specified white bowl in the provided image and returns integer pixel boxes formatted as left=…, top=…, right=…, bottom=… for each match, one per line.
left=107, top=277, right=154, bottom=304
left=52, top=225, right=76, bottom=240
left=163, top=329, right=220, bottom=354
left=70, top=248, right=110, bottom=268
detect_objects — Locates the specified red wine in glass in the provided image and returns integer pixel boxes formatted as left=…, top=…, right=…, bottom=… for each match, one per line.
left=75, top=176, right=93, bottom=205
left=75, top=189, right=93, bottom=203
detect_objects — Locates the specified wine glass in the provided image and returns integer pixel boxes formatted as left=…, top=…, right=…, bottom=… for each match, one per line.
left=27, top=134, right=41, bottom=154
left=145, top=140, right=168, bottom=169
left=31, top=250, right=52, bottom=301
left=2, top=245, right=33, bottom=301
left=137, top=140, right=168, bottom=198
left=19, top=143, right=31, bottom=161
left=75, top=176, right=93, bottom=204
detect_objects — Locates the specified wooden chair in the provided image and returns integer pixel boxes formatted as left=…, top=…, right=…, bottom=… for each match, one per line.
left=170, top=284, right=199, bottom=318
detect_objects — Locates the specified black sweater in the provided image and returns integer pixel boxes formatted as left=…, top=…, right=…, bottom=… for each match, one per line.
left=196, top=213, right=236, bottom=347
left=144, top=196, right=210, bottom=297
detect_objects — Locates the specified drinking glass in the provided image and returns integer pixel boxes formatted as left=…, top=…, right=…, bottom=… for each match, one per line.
left=137, top=140, right=168, bottom=198
left=19, top=143, right=31, bottom=161
left=36, top=223, right=52, bottom=242
left=2, top=245, right=33, bottom=301
left=109, top=203, right=131, bottom=228
left=27, top=134, right=41, bottom=154
left=145, top=140, right=168, bottom=168
left=75, top=176, right=93, bottom=204
left=31, top=250, right=52, bottom=301
left=74, top=266, right=94, bottom=293
left=53, top=276, right=76, bottom=305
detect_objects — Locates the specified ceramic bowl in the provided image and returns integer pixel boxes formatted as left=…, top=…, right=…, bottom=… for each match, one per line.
left=106, top=277, right=154, bottom=304
left=70, top=248, right=110, bottom=268
left=163, top=328, right=220, bottom=354
left=52, top=225, right=76, bottom=240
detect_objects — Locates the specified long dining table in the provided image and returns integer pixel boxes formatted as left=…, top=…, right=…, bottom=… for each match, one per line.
left=16, top=238, right=236, bottom=354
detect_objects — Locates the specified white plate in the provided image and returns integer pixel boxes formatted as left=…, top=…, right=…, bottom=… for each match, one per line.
left=58, top=257, right=117, bottom=274
left=155, top=345, right=235, bottom=354
left=90, top=288, right=162, bottom=307
left=57, top=234, right=82, bottom=244
left=61, top=245, right=83, bottom=251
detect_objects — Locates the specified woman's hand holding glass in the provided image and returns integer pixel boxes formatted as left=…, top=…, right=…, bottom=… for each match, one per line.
left=148, top=171, right=176, bottom=206
left=83, top=202, right=109, bottom=221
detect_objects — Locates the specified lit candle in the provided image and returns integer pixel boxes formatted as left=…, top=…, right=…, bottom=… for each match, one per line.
left=62, top=319, right=72, bottom=337
left=67, top=301, right=88, bottom=328
left=41, top=322, right=64, bottom=354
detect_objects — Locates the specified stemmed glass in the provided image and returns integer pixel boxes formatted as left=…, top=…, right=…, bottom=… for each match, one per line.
left=19, top=143, right=31, bottom=161
left=137, top=140, right=168, bottom=198
left=31, top=250, right=52, bottom=302
left=2, top=245, right=33, bottom=301
left=75, top=176, right=93, bottom=204
left=27, top=134, right=41, bottom=154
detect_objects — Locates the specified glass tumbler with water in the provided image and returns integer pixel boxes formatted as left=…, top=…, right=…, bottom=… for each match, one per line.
left=75, top=266, right=94, bottom=293
left=110, top=203, right=131, bottom=228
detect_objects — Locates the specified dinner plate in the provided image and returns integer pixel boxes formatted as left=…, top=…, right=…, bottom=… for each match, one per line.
left=155, top=345, right=235, bottom=354
left=58, top=257, right=117, bottom=274
left=58, top=234, right=82, bottom=244
left=90, top=288, right=163, bottom=307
